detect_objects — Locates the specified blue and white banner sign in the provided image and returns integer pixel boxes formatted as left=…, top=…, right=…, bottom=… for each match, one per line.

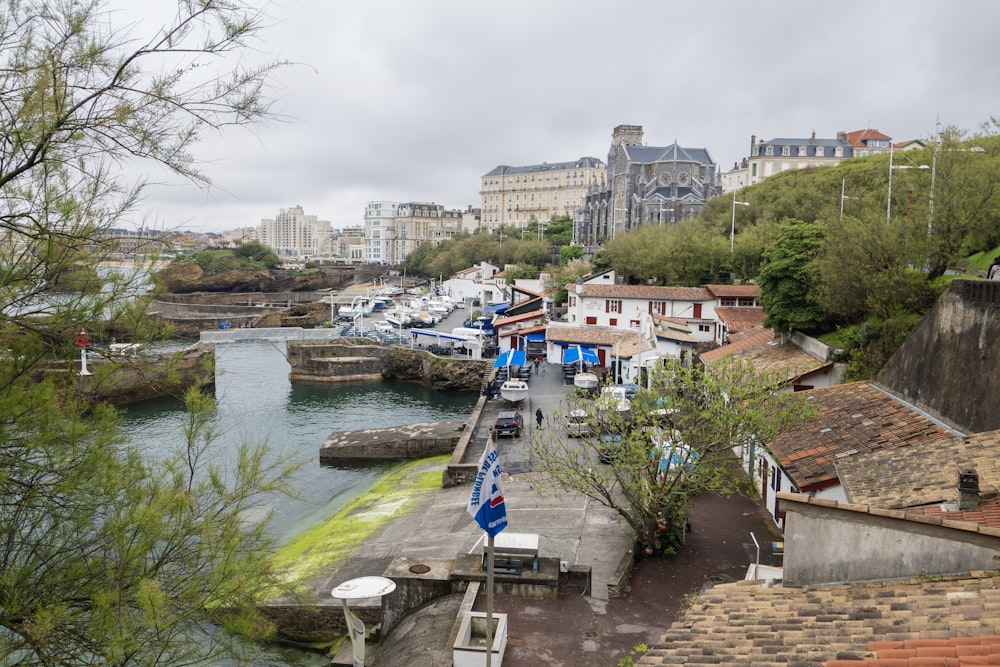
left=466, top=437, right=508, bottom=537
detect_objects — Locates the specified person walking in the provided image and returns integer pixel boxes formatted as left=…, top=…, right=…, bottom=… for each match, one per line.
left=535, top=407, right=544, bottom=429
left=989, top=257, right=1000, bottom=281
left=541, top=358, right=547, bottom=375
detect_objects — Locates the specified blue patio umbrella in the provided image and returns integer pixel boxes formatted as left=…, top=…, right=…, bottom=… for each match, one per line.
left=493, top=348, right=527, bottom=368
left=562, top=345, right=599, bottom=366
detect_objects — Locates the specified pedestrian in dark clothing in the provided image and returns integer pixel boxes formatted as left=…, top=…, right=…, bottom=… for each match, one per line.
left=535, top=407, right=543, bottom=428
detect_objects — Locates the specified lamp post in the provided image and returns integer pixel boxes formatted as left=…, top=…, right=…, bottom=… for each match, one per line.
left=887, top=147, right=929, bottom=224
left=840, top=178, right=860, bottom=222
left=730, top=189, right=749, bottom=253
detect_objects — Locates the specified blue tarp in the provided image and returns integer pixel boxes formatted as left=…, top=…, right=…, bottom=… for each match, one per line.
left=562, top=345, right=599, bottom=365
left=494, top=348, right=527, bottom=368
left=525, top=332, right=545, bottom=342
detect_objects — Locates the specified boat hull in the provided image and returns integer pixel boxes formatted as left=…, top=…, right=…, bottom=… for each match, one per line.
left=574, top=372, right=599, bottom=390
left=500, top=380, right=529, bottom=403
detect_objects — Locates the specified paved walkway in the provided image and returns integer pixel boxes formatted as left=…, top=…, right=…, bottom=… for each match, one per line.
left=318, top=287, right=785, bottom=665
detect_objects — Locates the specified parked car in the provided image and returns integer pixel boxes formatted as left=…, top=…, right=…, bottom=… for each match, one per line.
left=598, top=433, right=623, bottom=463
left=565, top=409, right=591, bottom=437
left=494, top=410, right=524, bottom=437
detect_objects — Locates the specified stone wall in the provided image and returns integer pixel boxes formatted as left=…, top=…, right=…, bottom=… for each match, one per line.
left=286, top=340, right=488, bottom=392
left=779, top=493, right=1000, bottom=587
left=876, top=279, right=1000, bottom=433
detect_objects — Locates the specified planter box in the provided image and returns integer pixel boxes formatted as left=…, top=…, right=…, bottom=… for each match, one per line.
left=453, top=611, right=508, bottom=667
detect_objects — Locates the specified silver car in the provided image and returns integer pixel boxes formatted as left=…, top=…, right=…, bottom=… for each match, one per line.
left=565, top=409, right=591, bottom=437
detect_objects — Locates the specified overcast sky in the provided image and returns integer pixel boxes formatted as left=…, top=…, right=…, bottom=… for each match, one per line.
left=128, top=0, right=1000, bottom=234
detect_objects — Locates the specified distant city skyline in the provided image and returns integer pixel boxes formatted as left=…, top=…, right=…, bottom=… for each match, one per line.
left=120, top=0, right=1000, bottom=234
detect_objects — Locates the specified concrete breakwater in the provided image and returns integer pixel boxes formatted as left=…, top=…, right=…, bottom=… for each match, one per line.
left=319, top=421, right=467, bottom=462
left=286, top=339, right=489, bottom=392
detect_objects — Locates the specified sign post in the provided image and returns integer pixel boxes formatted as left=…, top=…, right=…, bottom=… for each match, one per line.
left=466, top=435, right=508, bottom=667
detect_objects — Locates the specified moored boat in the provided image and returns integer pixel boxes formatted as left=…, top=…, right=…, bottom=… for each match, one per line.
left=574, top=371, right=599, bottom=390
left=499, top=379, right=529, bottom=404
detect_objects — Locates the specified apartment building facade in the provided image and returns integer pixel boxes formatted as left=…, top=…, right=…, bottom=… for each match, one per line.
left=723, top=128, right=893, bottom=192
left=480, top=157, right=606, bottom=232
left=363, top=201, right=463, bottom=265
left=257, top=205, right=332, bottom=258
left=578, top=125, right=722, bottom=243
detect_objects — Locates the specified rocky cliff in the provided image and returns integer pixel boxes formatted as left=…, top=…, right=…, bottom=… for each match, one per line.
left=156, top=262, right=394, bottom=294
left=157, top=263, right=342, bottom=293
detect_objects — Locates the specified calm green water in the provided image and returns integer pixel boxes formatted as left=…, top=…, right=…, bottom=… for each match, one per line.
left=120, top=340, right=477, bottom=665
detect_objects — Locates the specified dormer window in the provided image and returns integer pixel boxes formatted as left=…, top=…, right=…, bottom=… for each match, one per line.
left=781, top=145, right=791, bottom=157
left=815, top=146, right=824, bottom=157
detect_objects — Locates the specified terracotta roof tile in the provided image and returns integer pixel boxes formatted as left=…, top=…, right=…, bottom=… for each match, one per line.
left=636, top=574, right=1000, bottom=666
left=716, top=306, right=766, bottom=332
left=704, top=284, right=762, bottom=298
left=699, top=328, right=831, bottom=386
left=543, top=324, right=631, bottom=347
left=837, top=429, right=1000, bottom=516
left=768, top=383, right=956, bottom=491
left=570, top=283, right=713, bottom=301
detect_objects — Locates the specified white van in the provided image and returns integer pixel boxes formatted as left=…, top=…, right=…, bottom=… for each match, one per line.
left=373, top=321, right=394, bottom=334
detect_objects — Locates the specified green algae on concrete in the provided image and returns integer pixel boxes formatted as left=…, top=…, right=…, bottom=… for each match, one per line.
left=271, top=455, right=449, bottom=585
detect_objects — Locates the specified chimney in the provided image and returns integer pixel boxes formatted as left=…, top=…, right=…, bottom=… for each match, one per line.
left=958, top=466, right=980, bottom=510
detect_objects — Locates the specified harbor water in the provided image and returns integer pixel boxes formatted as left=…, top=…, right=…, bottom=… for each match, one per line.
left=120, top=339, right=478, bottom=664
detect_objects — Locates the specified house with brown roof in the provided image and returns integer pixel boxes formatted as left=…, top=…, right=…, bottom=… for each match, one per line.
left=564, top=270, right=761, bottom=347
left=748, top=381, right=958, bottom=531
left=699, top=328, right=842, bottom=393
left=835, top=429, right=1000, bottom=529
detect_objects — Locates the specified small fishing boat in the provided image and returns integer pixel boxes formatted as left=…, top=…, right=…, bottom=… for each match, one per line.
left=499, top=379, right=529, bottom=404
left=573, top=371, right=599, bottom=391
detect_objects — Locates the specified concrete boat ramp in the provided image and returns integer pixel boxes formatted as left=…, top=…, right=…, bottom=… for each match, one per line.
left=319, top=421, right=467, bottom=462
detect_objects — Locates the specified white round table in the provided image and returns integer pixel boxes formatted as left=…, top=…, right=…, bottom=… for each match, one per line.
left=331, top=576, right=397, bottom=667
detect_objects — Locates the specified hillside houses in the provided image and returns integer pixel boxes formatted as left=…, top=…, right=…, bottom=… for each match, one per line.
left=636, top=279, right=1000, bottom=667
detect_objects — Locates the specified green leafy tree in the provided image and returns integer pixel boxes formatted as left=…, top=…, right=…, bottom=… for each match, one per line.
left=560, top=243, right=585, bottom=264
left=529, top=358, right=813, bottom=551
left=0, top=1, right=298, bottom=664
left=758, top=219, right=828, bottom=333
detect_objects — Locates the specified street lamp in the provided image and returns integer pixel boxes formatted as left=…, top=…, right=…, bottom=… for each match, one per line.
left=730, top=190, right=750, bottom=253
left=840, top=178, right=860, bottom=222
left=887, top=145, right=930, bottom=224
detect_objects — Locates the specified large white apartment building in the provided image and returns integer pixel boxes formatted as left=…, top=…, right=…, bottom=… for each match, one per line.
left=257, top=205, right=332, bottom=258
left=364, top=201, right=464, bottom=265
left=480, top=157, right=606, bottom=232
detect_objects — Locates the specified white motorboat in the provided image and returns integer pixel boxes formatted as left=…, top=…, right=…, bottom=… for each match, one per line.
left=574, top=372, right=599, bottom=390
left=499, top=379, right=529, bottom=404
left=383, top=309, right=413, bottom=328
left=338, top=296, right=374, bottom=320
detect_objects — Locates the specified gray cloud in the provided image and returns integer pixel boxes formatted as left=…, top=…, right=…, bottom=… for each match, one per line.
left=131, top=0, right=1000, bottom=233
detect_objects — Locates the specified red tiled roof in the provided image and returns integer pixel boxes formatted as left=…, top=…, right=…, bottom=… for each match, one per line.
left=908, top=497, right=1000, bottom=530
left=769, top=382, right=955, bottom=490
left=826, top=636, right=1000, bottom=666
left=638, top=573, right=1000, bottom=666
left=846, top=128, right=892, bottom=146
left=716, top=306, right=766, bottom=332
left=698, top=327, right=774, bottom=364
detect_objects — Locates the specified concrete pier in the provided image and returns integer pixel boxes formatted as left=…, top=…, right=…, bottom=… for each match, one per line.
left=319, top=421, right=467, bottom=462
